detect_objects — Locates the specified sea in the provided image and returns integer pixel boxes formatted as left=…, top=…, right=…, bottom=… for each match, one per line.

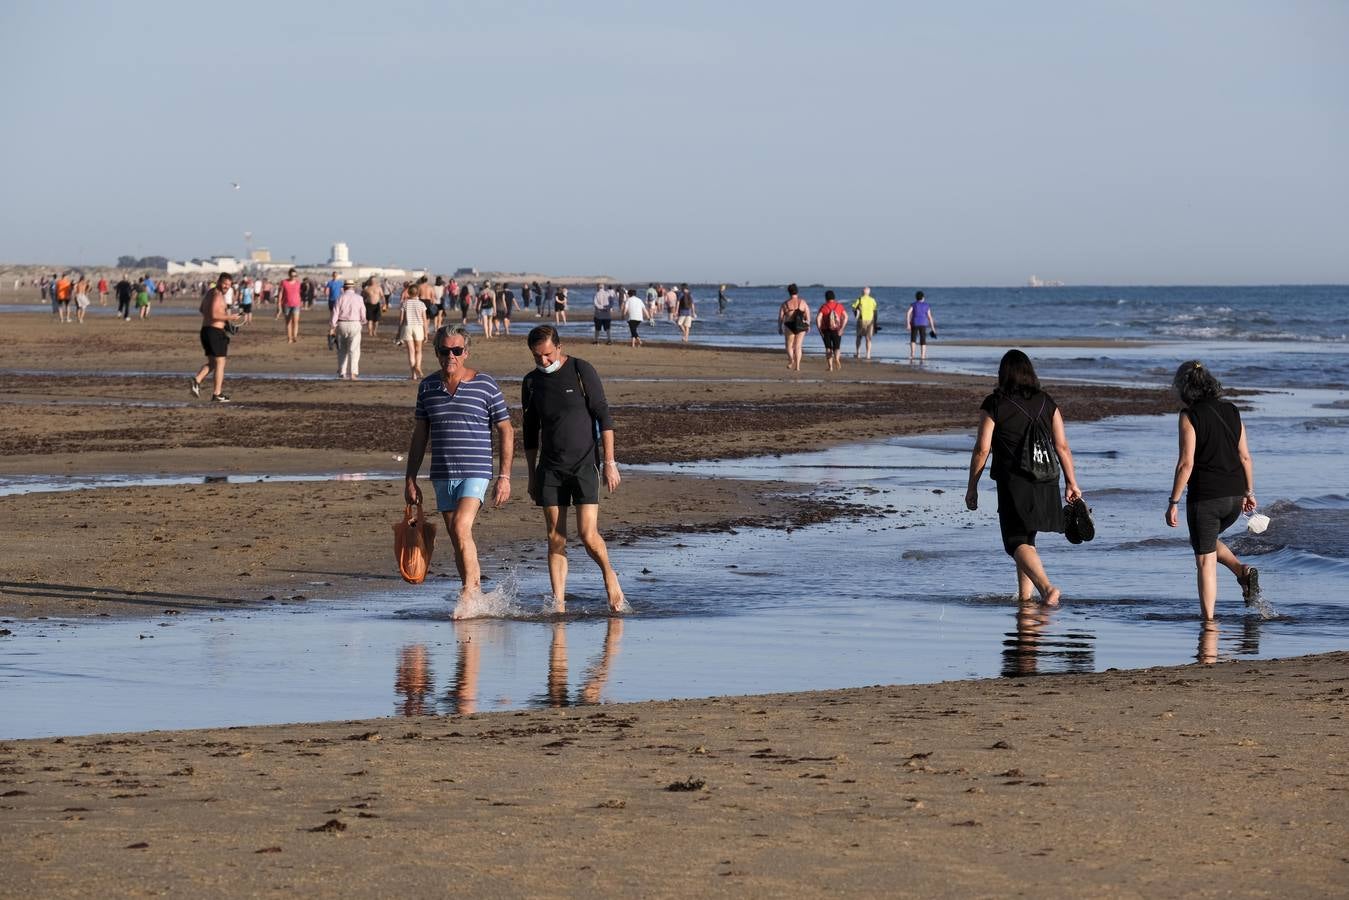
left=2, top=284, right=1347, bottom=738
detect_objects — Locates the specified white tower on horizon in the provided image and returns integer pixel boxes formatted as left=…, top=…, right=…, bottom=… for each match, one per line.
left=328, top=242, right=353, bottom=268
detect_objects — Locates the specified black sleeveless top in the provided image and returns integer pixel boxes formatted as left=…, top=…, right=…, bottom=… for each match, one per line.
left=980, top=390, right=1058, bottom=482
left=1185, top=399, right=1245, bottom=501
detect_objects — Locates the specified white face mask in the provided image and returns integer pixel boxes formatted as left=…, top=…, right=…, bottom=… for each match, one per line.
left=537, top=360, right=563, bottom=375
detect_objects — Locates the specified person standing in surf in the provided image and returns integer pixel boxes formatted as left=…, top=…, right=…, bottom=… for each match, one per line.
left=1164, top=360, right=1261, bottom=621
left=404, top=325, right=514, bottom=618
left=964, top=350, right=1083, bottom=606
left=521, top=325, right=626, bottom=614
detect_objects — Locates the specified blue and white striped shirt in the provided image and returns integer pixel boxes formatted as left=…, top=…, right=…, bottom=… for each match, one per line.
left=414, top=373, right=510, bottom=480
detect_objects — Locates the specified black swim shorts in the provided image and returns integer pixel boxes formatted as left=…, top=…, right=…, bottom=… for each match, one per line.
left=910, top=326, right=928, bottom=345
left=821, top=330, right=842, bottom=352
left=200, top=325, right=229, bottom=358
left=594, top=318, right=611, bottom=333
left=535, top=461, right=600, bottom=508
left=1186, top=495, right=1242, bottom=554
left=627, top=320, right=641, bottom=338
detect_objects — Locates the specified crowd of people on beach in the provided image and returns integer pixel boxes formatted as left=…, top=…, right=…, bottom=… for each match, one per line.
left=778, top=283, right=938, bottom=370
left=162, top=269, right=1270, bottom=629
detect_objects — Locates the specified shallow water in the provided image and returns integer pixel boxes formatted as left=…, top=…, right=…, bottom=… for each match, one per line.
left=4, top=382, right=1346, bottom=739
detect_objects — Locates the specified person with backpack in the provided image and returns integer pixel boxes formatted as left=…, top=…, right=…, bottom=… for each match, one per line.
left=1164, top=360, right=1261, bottom=621
left=778, top=283, right=811, bottom=372
left=520, top=325, right=626, bottom=614
left=964, top=349, right=1083, bottom=607
left=815, top=290, right=849, bottom=372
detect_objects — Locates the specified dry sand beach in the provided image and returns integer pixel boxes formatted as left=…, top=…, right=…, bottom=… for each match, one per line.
left=1, top=307, right=1344, bottom=896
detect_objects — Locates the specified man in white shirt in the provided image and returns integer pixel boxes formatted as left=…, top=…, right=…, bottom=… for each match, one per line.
left=623, top=289, right=646, bottom=348
left=329, top=279, right=368, bottom=380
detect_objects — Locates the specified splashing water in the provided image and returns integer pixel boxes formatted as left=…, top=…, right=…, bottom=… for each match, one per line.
left=452, top=569, right=527, bottom=619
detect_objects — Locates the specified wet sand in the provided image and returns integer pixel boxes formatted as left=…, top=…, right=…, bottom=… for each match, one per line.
left=3, top=652, right=1345, bottom=896
left=0, top=310, right=1172, bottom=619
left=5, top=308, right=1338, bottom=896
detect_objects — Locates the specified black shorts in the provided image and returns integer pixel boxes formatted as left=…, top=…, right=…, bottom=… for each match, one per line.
left=366, top=304, right=382, bottom=322
left=628, top=320, right=641, bottom=338
left=200, top=326, right=229, bottom=358
left=911, top=326, right=928, bottom=344
left=1186, top=495, right=1242, bottom=554
left=535, top=461, right=600, bottom=508
left=821, top=330, right=842, bottom=351
left=594, top=318, right=611, bottom=333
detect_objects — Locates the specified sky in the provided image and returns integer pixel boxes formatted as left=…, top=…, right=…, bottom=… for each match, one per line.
left=2, top=0, right=1346, bottom=285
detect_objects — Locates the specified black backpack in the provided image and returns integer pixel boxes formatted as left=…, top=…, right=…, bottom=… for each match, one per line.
left=1004, top=395, right=1061, bottom=483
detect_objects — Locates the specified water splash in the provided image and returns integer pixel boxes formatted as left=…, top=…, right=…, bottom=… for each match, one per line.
left=452, top=569, right=525, bottom=619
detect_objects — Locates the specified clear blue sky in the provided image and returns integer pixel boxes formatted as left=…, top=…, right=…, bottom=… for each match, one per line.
left=3, top=0, right=1346, bottom=284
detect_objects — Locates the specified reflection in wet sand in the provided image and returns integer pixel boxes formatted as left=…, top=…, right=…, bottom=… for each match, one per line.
left=1001, top=602, right=1096, bottom=677
left=1195, top=618, right=1262, bottom=665
left=394, top=645, right=434, bottom=716
left=399, top=618, right=626, bottom=718
left=536, top=618, right=625, bottom=708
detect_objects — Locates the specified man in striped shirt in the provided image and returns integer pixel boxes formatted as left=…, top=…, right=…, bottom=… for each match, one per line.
left=404, top=325, right=514, bottom=616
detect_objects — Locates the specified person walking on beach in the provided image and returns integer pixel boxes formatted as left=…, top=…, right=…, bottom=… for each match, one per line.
left=624, top=288, right=645, bottom=347
left=592, top=283, right=614, bottom=344
left=676, top=283, right=697, bottom=342
left=521, top=325, right=626, bottom=613
left=239, top=279, right=254, bottom=325
left=552, top=285, right=568, bottom=324
left=404, top=325, right=514, bottom=618
left=718, top=284, right=729, bottom=315
left=498, top=283, right=514, bottom=335
left=852, top=286, right=878, bottom=360
left=816, top=290, right=849, bottom=372
left=97, top=276, right=108, bottom=306
left=54, top=273, right=72, bottom=322
left=398, top=287, right=429, bottom=380
left=329, top=279, right=366, bottom=380
left=964, top=349, right=1083, bottom=606
left=363, top=277, right=385, bottom=338
left=478, top=282, right=497, bottom=337
left=907, top=290, right=937, bottom=361
left=135, top=278, right=153, bottom=319
left=1164, top=360, right=1261, bottom=621
left=73, top=274, right=91, bottom=323
left=189, top=273, right=240, bottom=403
left=114, top=275, right=133, bottom=321
left=778, top=283, right=811, bottom=372
left=326, top=272, right=344, bottom=313
left=277, top=268, right=302, bottom=343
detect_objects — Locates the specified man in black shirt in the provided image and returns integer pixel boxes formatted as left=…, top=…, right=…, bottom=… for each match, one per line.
left=114, top=277, right=133, bottom=320
left=521, top=325, right=625, bottom=613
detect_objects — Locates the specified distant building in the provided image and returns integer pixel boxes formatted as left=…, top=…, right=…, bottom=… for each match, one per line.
left=453, top=267, right=479, bottom=278
left=250, top=248, right=272, bottom=263
left=328, top=242, right=353, bottom=269
left=167, top=256, right=242, bottom=275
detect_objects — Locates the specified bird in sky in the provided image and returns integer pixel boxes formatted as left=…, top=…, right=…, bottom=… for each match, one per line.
left=231, top=181, right=241, bottom=190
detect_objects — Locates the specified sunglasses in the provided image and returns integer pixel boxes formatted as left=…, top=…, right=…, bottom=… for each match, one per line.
left=435, top=345, right=466, bottom=357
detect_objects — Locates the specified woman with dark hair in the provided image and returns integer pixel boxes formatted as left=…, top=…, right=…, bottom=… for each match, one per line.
left=964, top=350, right=1083, bottom=606
left=1164, top=360, right=1259, bottom=620
left=778, top=283, right=810, bottom=371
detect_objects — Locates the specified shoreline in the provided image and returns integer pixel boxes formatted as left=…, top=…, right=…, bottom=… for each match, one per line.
left=3, top=651, right=1345, bottom=895
left=0, top=311, right=1173, bottom=620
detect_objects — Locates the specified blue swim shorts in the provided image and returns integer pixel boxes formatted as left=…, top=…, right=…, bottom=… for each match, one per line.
left=431, top=477, right=490, bottom=510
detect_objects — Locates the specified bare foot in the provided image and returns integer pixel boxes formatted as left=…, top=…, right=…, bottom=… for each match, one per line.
left=1041, top=586, right=1061, bottom=607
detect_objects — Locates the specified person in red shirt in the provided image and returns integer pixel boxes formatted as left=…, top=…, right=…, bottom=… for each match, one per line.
left=97, top=277, right=108, bottom=306
left=276, top=268, right=303, bottom=343
left=815, top=290, right=850, bottom=372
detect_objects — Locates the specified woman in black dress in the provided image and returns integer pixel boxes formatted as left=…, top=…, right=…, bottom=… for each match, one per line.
left=1164, top=361, right=1259, bottom=620
left=964, top=350, right=1083, bottom=605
